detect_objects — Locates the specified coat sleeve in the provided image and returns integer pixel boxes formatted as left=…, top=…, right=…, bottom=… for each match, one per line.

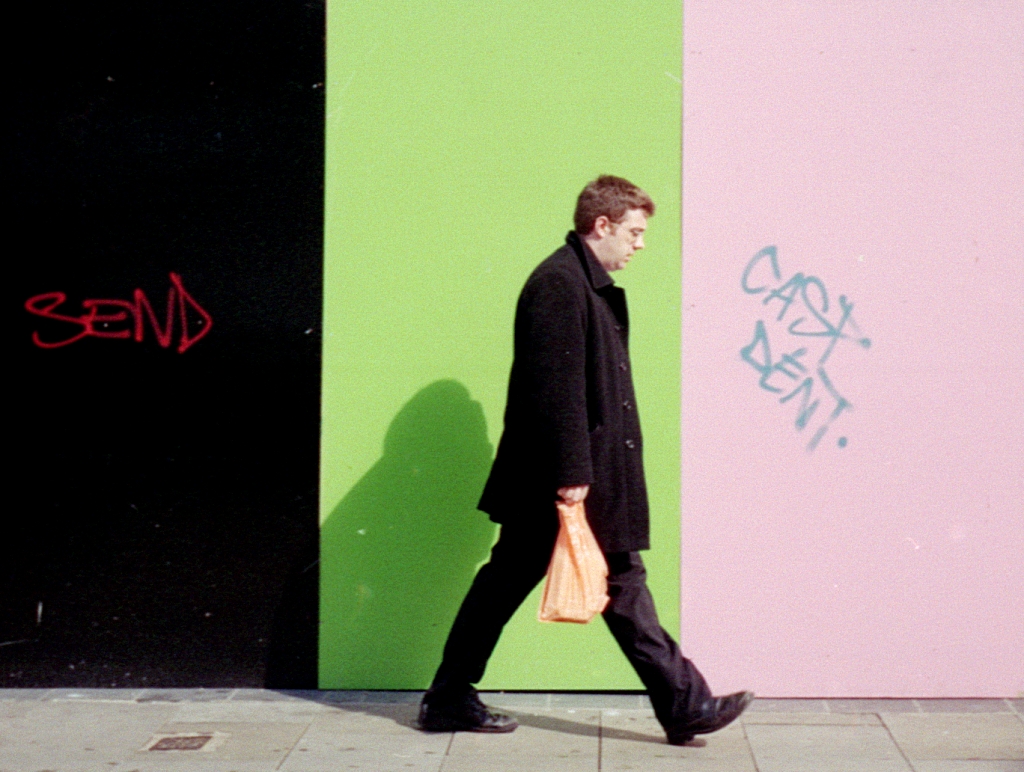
left=517, top=270, right=592, bottom=489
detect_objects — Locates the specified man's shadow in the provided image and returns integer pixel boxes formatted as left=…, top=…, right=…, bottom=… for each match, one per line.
left=324, top=700, right=704, bottom=746
left=319, top=380, right=498, bottom=688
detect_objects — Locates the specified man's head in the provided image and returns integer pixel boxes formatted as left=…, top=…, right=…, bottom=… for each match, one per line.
left=575, top=175, right=655, bottom=272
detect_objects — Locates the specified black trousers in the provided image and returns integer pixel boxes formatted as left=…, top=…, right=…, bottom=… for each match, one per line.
left=431, top=515, right=713, bottom=730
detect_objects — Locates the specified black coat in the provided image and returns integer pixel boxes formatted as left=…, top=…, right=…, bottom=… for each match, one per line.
left=478, top=232, right=650, bottom=553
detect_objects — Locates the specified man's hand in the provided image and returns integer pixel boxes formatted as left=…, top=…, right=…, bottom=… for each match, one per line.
left=557, top=485, right=590, bottom=504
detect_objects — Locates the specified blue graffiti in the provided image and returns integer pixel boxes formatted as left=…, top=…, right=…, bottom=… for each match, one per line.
left=740, top=246, right=867, bottom=452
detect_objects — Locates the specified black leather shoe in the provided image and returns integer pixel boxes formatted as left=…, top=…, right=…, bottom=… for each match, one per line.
left=418, top=688, right=518, bottom=733
left=667, top=691, right=754, bottom=745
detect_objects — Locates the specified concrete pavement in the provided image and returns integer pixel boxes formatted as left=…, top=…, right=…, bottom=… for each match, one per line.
left=1, top=689, right=1022, bottom=771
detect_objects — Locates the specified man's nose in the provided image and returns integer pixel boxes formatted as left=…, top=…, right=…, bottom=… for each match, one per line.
left=635, top=236, right=644, bottom=250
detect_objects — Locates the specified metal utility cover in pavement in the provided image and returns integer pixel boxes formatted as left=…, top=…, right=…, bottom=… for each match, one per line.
left=145, top=733, right=222, bottom=751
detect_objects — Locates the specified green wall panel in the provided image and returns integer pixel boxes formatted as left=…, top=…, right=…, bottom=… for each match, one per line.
left=320, top=0, right=681, bottom=690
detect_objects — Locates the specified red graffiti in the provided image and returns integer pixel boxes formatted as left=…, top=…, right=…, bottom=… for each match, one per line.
left=24, top=273, right=212, bottom=354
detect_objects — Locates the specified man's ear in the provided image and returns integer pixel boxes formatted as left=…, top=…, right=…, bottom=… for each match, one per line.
left=592, top=215, right=611, bottom=238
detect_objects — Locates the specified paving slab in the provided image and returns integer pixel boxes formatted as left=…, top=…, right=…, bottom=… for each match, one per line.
left=602, top=712, right=756, bottom=772
left=747, top=698, right=828, bottom=713
left=283, top=739, right=448, bottom=772
left=882, top=713, right=1024, bottom=762
left=0, top=689, right=52, bottom=701
left=919, top=701, right=1015, bottom=714
left=279, top=712, right=448, bottom=772
left=137, top=689, right=234, bottom=703
left=229, top=689, right=319, bottom=702
left=167, top=700, right=329, bottom=723
left=0, top=701, right=175, bottom=772
left=120, top=720, right=308, bottom=771
left=598, top=708, right=661, bottom=742
left=1, top=690, right=1020, bottom=772
left=361, top=691, right=425, bottom=704
left=327, top=704, right=431, bottom=732
left=744, top=722, right=913, bottom=772
left=318, top=690, right=426, bottom=706
left=321, top=690, right=375, bottom=704
left=514, top=707, right=601, bottom=732
left=442, top=710, right=599, bottom=772
left=828, top=699, right=920, bottom=714
left=0, top=702, right=33, bottom=721
left=743, top=711, right=883, bottom=725
left=479, top=691, right=551, bottom=709
left=912, top=762, right=1024, bottom=772
left=549, top=692, right=648, bottom=710
left=52, top=689, right=145, bottom=702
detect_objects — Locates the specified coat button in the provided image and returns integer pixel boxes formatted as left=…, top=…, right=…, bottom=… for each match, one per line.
left=623, top=399, right=632, bottom=410
left=624, top=439, right=635, bottom=449
left=619, top=362, right=628, bottom=371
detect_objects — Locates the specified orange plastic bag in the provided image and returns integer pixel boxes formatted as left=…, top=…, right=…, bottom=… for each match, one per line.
left=538, top=501, right=610, bottom=623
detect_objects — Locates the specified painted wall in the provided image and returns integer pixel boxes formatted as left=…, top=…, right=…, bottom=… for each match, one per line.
left=682, top=2, right=1023, bottom=696
left=6, top=0, right=323, bottom=687
left=10, top=0, right=1019, bottom=697
left=320, top=0, right=682, bottom=689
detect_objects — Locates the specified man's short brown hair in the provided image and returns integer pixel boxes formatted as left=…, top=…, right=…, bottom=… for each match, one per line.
left=573, top=175, right=655, bottom=235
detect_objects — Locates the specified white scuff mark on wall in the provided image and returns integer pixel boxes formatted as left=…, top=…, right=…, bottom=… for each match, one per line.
left=328, top=42, right=384, bottom=126
left=664, top=71, right=681, bottom=84
left=338, top=42, right=384, bottom=99
left=904, top=537, right=920, bottom=550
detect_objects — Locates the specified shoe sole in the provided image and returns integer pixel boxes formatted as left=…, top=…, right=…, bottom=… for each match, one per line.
left=420, top=720, right=518, bottom=733
left=667, top=734, right=708, bottom=747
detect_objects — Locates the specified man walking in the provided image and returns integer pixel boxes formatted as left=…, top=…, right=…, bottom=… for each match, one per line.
left=419, top=176, right=752, bottom=745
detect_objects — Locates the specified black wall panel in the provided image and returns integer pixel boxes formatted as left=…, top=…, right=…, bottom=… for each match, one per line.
left=3, top=1, right=324, bottom=687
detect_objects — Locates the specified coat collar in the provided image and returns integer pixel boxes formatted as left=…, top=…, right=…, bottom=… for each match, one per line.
left=566, top=231, right=614, bottom=291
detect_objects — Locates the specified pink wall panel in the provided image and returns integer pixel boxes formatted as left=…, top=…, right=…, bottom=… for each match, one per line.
left=681, top=2, right=1023, bottom=696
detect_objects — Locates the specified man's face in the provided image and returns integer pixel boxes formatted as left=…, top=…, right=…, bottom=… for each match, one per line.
left=591, top=208, right=647, bottom=272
